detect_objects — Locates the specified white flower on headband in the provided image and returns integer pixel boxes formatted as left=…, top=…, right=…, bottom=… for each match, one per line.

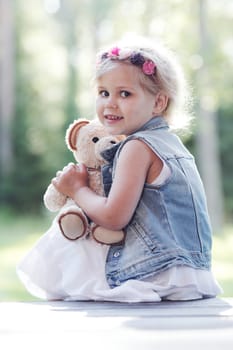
left=118, top=48, right=132, bottom=60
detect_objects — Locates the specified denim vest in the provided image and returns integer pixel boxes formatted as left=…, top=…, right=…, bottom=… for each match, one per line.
left=101, top=117, right=212, bottom=288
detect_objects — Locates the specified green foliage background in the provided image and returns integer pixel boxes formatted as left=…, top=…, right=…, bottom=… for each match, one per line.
left=1, top=0, right=233, bottom=220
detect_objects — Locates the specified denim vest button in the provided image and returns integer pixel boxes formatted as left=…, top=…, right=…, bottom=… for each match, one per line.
left=113, top=251, right=120, bottom=258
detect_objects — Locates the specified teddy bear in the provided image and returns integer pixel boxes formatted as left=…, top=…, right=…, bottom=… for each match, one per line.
left=43, top=118, right=125, bottom=245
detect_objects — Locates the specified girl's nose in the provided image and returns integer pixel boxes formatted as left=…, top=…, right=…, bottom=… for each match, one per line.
left=105, top=97, right=118, bottom=109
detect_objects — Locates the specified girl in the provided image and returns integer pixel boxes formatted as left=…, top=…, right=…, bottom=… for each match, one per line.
left=17, top=38, right=222, bottom=302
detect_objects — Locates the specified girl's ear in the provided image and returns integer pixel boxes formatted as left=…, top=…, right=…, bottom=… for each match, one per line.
left=153, top=92, right=169, bottom=115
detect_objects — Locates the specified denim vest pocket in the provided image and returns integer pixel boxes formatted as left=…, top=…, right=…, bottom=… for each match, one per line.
left=128, top=220, right=158, bottom=252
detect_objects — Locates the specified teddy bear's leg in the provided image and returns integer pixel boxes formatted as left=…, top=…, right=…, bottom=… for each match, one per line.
left=59, top=211, right=89, bottom=241
left=91, top=225, right=125, bottom=245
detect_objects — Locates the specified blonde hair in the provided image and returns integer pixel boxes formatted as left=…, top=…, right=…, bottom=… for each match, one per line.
left=95, top=37, right=192, bottom=129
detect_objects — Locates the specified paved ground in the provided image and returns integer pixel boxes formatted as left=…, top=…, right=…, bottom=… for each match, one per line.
left=0, top=297, right=233, bottom=350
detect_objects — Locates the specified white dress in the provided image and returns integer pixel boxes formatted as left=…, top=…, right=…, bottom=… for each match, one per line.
left=17, top=163, right=222, bottom=302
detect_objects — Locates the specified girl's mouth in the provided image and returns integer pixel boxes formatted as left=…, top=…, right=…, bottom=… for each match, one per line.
left=105, top=115, right=123, bottom=121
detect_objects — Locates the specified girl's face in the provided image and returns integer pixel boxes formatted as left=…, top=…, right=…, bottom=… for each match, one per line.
left=96, top=63, right=159, bottom=136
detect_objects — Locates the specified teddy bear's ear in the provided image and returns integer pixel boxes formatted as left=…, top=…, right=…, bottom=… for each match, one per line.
left=65, top=119, right=90, bottom=151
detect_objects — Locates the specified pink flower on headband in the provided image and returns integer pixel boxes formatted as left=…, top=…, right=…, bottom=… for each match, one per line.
left=142, top=60, right=156, bottom=75
left=109, top=47, right=120, bottom=57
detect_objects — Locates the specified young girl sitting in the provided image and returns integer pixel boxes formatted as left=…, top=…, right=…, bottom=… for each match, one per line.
left=17, top=37, right=222, bottom=302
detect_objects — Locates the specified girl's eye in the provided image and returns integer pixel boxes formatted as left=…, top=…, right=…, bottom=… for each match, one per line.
left=120, top=91, right=131, bottom=98
left=99, top=90, right=109, bottom=97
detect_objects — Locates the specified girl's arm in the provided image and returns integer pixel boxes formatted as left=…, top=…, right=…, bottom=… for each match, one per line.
left=53, top=139, right=162, bottom=230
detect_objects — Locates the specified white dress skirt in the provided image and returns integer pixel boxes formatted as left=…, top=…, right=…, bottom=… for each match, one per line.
left=17, top=217, right=222, bottom=302
left=17, top=163, right=222, bottom=302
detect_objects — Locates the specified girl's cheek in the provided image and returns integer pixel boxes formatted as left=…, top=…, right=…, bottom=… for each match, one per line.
left=96, top=98, right=103, bottom=109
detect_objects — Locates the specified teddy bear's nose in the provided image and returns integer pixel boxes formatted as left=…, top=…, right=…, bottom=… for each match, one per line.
left=110, top=141, right=116, bottom=144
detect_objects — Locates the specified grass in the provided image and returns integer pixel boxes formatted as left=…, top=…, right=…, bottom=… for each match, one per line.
left=212, top=225, right=233, bottom=297
left=0, top=210, right=233, bottom=301
left=0, top=210, right=52, bottom=301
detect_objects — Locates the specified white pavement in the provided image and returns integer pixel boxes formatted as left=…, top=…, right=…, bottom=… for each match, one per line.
left=0, top=297, right=233, bottom=350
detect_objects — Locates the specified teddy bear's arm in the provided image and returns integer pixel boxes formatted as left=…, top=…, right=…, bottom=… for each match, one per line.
left=43, top=183, right=67, bottom=212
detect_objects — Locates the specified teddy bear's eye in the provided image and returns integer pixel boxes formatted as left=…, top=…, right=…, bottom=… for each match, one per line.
left=92, top=137, right=99, bottom=143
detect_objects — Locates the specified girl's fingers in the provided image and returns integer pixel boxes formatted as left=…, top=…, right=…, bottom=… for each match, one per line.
left=62, top=163, right=76, bottom=172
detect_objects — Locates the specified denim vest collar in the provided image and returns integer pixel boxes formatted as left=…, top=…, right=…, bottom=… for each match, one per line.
left=101, top=117, right=168, bottom=163
left=135, top=116, right=169, bottom=132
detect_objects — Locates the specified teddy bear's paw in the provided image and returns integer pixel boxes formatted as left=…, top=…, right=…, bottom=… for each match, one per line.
left=58, top=212, right=88, bottom=240
left=91, top=225, right=125, bottom=245
left=43, top=184, right=67, bottom=212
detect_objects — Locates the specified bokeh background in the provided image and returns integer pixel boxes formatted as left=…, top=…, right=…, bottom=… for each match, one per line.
left=0, top=0, right=232, bottom=301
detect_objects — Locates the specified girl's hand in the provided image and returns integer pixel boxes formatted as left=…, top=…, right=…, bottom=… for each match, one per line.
left=52, top=163, right=89, bottom=199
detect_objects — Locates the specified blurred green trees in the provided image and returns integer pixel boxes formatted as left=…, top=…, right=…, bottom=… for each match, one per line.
left=0, top=0, right=232, bottom=227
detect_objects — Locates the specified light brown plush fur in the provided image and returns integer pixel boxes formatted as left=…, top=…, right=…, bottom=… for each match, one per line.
left=44, top=119, right=125, bottom=244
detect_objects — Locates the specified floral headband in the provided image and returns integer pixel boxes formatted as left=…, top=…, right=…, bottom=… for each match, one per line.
left=98, top=46, right=156, bottom=76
